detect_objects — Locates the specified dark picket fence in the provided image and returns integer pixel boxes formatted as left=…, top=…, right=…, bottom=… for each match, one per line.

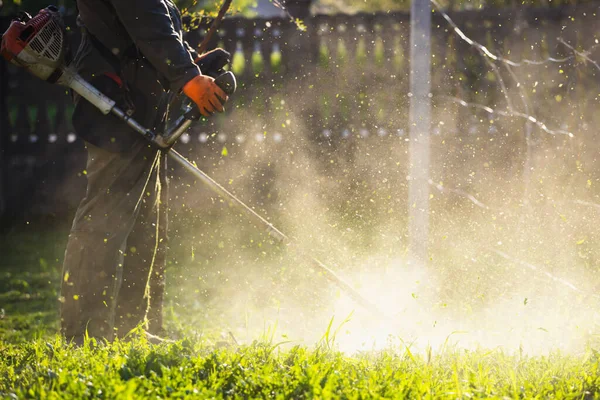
left=1, top=3, right=599, bottom=226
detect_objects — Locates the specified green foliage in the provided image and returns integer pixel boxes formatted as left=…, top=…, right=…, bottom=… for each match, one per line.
left=3, top=334, right=600, bottom=398
left=177, top=0, right=257, bottom=17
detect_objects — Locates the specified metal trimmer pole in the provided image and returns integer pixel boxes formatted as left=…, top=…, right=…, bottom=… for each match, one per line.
left=167, top=149, right=384, bottom=317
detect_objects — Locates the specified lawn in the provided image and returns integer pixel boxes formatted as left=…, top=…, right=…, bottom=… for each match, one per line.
left=2, top=227, right=600, bottom=399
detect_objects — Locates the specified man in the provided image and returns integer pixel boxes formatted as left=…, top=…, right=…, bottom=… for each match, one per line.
left=60, top=0, right=228, bottom=344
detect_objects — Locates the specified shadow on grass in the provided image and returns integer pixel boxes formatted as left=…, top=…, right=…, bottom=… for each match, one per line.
left=0, top=225, right=69, bottom=343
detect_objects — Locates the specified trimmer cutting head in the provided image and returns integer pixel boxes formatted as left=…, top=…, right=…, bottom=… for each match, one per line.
left=1, top=6, right=68, bottom=83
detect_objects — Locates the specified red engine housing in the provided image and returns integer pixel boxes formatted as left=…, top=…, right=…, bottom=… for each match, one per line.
left=1, top=8, right=57, bottom=62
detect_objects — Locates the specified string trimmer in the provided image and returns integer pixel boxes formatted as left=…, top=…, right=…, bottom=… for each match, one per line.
left=1, top=6, right=382, bottom=316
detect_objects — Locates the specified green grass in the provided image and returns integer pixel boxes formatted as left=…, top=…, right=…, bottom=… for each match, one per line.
left=0, top=228, right=64, bottom=343
left=3, top=335, right=600, bottom=398
left=3, top=230, right=600, bottom=398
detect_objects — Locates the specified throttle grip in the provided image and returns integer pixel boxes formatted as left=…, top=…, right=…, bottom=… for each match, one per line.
left=215, top=71, right=237, bottom=95
left=184, top=71, right=236, bottom=121
left=156, top=71, right=237, bottom=149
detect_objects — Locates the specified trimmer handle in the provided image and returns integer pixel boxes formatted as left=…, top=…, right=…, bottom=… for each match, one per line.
left=184, top=71, right=237, bottom=121
left=216, top=70, right=237, bottom=95
left=156, top=71, right=236, bottom=148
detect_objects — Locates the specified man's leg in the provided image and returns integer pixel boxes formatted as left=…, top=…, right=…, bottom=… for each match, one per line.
left=114, top=152, right=169, bottom=337
left=60, top=142, right=161, bottom=343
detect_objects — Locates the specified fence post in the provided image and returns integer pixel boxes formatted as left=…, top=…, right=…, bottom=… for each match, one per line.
left=408, top=0, right=432, bottom=262
left=280, top=0, right=315, bottom=78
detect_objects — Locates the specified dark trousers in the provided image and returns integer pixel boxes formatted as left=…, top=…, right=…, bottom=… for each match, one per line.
left=60, top=141, right=168, bottom=342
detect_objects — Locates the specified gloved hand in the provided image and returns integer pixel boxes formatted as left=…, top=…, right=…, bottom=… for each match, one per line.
left=195, top=48, right=231, bottom=78
left=182, top=74, right=228, bottom=117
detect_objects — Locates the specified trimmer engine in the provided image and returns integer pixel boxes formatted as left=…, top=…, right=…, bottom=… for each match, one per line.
left=1, top=6, right=68, bottom=83
left=2, top=6, right=117, bottom=115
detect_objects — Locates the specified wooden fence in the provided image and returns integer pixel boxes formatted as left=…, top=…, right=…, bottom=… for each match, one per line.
left=0, top=3, right=599, bottom=226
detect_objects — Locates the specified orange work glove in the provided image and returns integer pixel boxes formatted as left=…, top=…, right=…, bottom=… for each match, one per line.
left=182, top=75, right=228, bottom=117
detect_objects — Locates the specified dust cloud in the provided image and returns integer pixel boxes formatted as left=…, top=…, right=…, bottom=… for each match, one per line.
left=165, top=36, right=600, bottom=356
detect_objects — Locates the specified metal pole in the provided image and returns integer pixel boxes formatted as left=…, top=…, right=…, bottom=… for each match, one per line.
left=408, top=0, right=432, bottom=262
